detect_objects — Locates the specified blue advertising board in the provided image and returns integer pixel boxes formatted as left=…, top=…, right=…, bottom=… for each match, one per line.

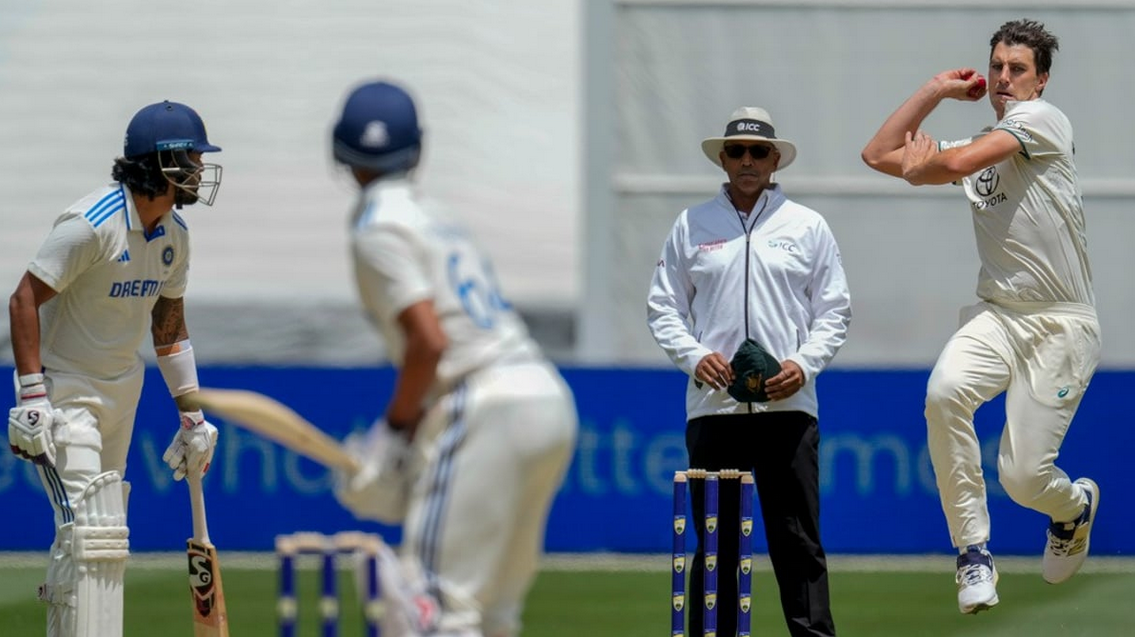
left=0, top=366, right=1129, bottom=556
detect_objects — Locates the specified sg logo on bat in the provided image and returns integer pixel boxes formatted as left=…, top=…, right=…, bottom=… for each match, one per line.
left=188, top=544, right=219, bottom=616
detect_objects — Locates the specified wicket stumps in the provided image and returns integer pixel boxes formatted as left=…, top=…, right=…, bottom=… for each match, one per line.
left=672, top=469, right=755, bottom=637
left=276, top=531, right=385, bottom=637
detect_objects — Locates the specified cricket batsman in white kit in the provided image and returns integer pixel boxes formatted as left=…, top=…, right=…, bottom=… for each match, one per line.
left=328, top=79, right=579, bottom=637
left=7, top=101, right=223, bottom=637
left=862, top=19, right=1101, bottom=614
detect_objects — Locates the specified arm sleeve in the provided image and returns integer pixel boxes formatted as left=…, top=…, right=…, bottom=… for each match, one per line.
left=646, top=215, right=713, bottom=376
left=352, top=223, right=432, bottom=325
left=940, top=133, right=990, bottom=186
left=786, top=220, right=852, bottom=381
left=26, top=215, right=105, bottom=292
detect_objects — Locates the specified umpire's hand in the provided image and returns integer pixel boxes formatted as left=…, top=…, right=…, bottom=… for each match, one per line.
left=695, top=352, right=733, bottom=390
left=764, top=360, right=806, bottom=401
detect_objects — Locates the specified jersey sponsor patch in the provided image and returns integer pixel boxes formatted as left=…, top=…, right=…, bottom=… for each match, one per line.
left=1000, top=119, right=1034, bottom=143
left=109, top=279, right=164, bottom=298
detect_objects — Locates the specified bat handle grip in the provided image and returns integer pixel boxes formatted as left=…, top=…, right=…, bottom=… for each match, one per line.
left=187, top=472, right=211, bottom=544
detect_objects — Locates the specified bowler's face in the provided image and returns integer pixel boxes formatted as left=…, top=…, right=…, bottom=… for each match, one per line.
left=988, top=42, right=1048, bottom=118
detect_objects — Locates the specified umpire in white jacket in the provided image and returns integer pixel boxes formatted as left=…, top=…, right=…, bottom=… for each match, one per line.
left=647, top=106, right=851, bottom=637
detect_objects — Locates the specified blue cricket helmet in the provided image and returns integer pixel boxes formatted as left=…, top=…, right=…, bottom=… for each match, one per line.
left=124, top=101, right=221, bottom=159
left=332, top=81, right=422, bottom=173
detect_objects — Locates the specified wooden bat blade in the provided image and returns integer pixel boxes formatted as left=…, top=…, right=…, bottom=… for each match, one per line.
left=187, top=539, right=230, bottom=637
left=187, top=387, right=359, bottom=473
left=187, top=473, right=229, bottom=637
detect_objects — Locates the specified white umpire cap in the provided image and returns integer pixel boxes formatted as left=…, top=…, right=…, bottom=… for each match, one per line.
left=700, top=106, right=797, bottom=170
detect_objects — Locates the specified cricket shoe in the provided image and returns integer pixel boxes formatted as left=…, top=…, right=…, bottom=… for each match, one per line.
left=956, top=545, right=999, bottom=614
left=1043, top=477, right=1099, bottom=584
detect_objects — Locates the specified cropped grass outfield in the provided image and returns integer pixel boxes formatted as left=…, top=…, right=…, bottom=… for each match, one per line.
left=1, top=553, right=1133, bottom=636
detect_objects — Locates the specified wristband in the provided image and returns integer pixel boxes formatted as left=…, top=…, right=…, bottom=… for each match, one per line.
left=180, top=409, right=206, bottom=429
left=18, top=373, right=45, bottom=387
left=16, top=372, right=48, bottom=403
left=157, top=341, right=200, bottom=397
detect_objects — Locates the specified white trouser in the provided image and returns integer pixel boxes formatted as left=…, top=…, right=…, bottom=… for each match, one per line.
left=32, top=366, right=143, bottom=637
left=402, top=361, right=578, bottom=637
left=924, top=301, right=1100, bottom=548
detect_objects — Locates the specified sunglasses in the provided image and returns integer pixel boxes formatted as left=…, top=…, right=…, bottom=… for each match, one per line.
left=723, top=144, right=775, bottom=160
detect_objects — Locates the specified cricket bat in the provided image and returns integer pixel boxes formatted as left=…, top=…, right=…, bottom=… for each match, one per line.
left=186, top=387, right=359, bottom=474
left=186, top=472, right=230, bottom=637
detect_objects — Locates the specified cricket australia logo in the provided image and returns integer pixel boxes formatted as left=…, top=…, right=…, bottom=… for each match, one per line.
left=188, top=546, right=217, bottom=617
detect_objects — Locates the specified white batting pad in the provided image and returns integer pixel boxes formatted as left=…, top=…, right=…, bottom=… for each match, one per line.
left=351, top=538, right=439, bottom=637
left=41, top=471, right=130, bottom=637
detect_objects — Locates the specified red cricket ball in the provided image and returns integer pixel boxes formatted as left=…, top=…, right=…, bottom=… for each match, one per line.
left=967, top=76, right=987, bottom=98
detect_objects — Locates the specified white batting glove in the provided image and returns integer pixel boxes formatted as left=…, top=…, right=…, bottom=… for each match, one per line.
left=8, top=373, right=57, bottom=467
left=334, top=419, right=415, bottom=524
left=162, top=410, right=218, bottom=481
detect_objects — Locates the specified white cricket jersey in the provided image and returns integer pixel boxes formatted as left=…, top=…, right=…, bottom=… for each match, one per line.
left=349, top=176, right=541, bottom=391
left=647, top=183, right=851, bottom=420
left=941, top=99, right=1094, bottom=307
left=30, top=184, right=190, bottom=379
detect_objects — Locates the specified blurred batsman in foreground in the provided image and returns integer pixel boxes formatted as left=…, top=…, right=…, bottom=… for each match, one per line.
left=862, top=19, right=1101, bottom=614
left=328, top=79, right=579, bottom=637
left=6, top=101, right=223, bottom=636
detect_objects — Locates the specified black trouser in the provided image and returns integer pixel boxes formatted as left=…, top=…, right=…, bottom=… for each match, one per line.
left=685, top=412, right=837, bottom=637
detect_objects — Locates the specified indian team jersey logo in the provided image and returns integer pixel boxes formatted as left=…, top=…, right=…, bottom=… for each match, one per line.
left=673, top=554, right=685, bottom=573
left=673, top=516, right=686, bottom=535
left=361, top=121, right=390, bottom=149
left=705, top=592, right=717, bottom=610
left=705, top=514, right=718, bottom=534
left=162, top=246, right=175, bottom=266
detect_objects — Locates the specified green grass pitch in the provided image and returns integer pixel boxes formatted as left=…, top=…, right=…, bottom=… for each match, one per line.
left=0, top=559, right=1132, bottom=636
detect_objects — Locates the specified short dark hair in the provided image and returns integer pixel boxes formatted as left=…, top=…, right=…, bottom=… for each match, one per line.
left=990, top=19, right=1059, bottom=76
left=111, top=152, right=171, bottom=200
